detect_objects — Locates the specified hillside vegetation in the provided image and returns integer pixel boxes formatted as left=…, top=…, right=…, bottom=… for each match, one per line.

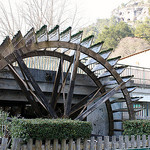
left=82, top=0, right=150, bottom=58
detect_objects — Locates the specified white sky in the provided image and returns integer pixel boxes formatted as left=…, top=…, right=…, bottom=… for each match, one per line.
left=1, top=0, right=131, bottom=24
left=74, top=0, right=131, bottom=23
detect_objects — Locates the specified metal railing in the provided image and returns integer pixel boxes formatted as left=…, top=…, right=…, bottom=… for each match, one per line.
left=118, top=64, right=150, bottom=87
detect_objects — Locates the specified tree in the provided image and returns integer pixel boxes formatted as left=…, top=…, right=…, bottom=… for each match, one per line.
left=95, top=21, right=134, bottom=49
left=134, top=19, right=150, bottom=43
left=0, top=0, right=83, bottom=41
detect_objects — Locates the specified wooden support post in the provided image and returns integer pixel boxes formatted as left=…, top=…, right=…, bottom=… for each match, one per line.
left=50, top=59, right=62, bottom=108
left=14, top=51, right=57, bottom=118
left=64, top=46, right=80, bottom=117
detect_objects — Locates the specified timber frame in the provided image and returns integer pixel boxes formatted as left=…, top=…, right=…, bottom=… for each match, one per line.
left=0, top=25, right=140, bottom=135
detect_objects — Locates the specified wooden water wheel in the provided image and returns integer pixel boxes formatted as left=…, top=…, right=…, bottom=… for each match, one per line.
left=0, top=25, right=141, bottom=135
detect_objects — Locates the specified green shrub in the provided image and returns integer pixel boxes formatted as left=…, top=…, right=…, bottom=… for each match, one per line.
left=123, top=120, right=150, bottom=136
left=0, top=110, right=10, bottom=137
left=10, top=118, right=92, bottom=141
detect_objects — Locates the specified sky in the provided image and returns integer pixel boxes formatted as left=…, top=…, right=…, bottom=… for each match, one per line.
left=1, top=0, right=131, bottom=24
left=0, top=0, right=131, bottom=43
left=74, top=0, right=131, bottom=23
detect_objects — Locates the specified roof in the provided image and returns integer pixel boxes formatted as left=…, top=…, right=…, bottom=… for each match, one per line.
left=120, top=48, right=150, bottom=60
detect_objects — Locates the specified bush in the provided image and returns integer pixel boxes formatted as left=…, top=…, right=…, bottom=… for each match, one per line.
left=10, top=118, right=92, bottom=141
left=123, top=120, right=150, bottom=136
left=0, top=110, right=10, bottom=137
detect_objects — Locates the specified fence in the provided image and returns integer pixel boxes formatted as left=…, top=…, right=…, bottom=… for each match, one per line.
left=1, top=135, right=150, bottom=150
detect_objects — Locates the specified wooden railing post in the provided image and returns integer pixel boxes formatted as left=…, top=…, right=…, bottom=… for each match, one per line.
left=61, top=139, right=66, bottom=150
left=53, top=139, right=58, bottom=150
left=125, top=135, right=129, bottom=149
left=137, top=135, right=141, bottom=148
left=11, top=138, right=22, bottom=150
left=83, top=138, right=88, bottom=150
left=27, top=139, right=33, bottom=150
left=69, top=138, right=73, bottom=150
left=131, top=135, right=135, bottom=148
left=119, top=135, right=123, bottom=149
left=104, top=136, right=109, bottom=150
left=45, top=140, right=51, bottom=150
left=142, top=135, right=146, bottom=148
left=1, top=138, right=8, bottom=150
left=76, top=138, right=81, bottom=150
left=112, top=136, right=116, bottom=149
left=90, top=136, right=95, bottom=150
left=97, top=137, right=102, bottom=150
left=148, top=135, right=150, bottom=147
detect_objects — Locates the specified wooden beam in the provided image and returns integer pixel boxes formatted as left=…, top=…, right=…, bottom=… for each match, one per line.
left=50, top=59, right=62, bottom=108
left=64, top=46, right=80, bottom=117
left=75, top=82, right=125, bottom=120
left=7, top=64, right=42, bottom=117
left=70, top=88, right=99, bottom=115
left=14, top=51, right=57, bottom=118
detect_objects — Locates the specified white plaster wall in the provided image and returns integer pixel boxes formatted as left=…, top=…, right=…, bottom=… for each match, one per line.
left=119, top=50, right=150, bottom=68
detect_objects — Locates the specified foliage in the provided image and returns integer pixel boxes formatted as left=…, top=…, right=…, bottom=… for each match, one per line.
left=82, top=17, right=117, bottom=42
left=10, top=118, right=92, bottom=141
left=96, top=21, right=134, bottom=49
left=0, top=110, right=10, bottom=137
left=134, top=19, right=150, bottom=43
left=123, top=120, right=150, bottom=136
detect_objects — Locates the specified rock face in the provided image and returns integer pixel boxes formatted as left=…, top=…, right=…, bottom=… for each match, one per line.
left=112, top=0, right=150, bottom=25
left=109, top=37, right=150, bottom=58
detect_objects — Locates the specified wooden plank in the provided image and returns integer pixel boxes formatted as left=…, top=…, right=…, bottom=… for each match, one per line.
left=76, top=138, right=80, bottom=150
left=69, top=139, right=73, bottom=150
left=64, top=46, right=80, bottom=117
left=61, top=139, right=66, bottom=150
left=1, top=138, right=8, bottom=150
left=112, top=136, right=117, bottom=150
left=11, top=138, right=22, bottom=150
left=83, top=138, right=88, bottom=150
left=45, top=140, right=51, bottom=150
left=90, top=137, right=95, bottom=150
left=148, top=135, right=150, bottom=147
left=137, top=135, right=141, bottom=148
left=104, top=136, right=109, bottom=150
left=50, top=59, right=62, bottom=108
left=119, top=136, right=123, bottom=149
left=35, top=140, right=42, bottom=150
left=75, top=82, right=125, bottom=120
left=53, top=139, right=58, bottom=150
left=27, top=139, right=33, bottom=150
left=125, top=135, right=129, bottom=149
left=131, top=135, right=135, bottom=148
left=142, top=135, right=146, bottom=148
left=15, top=51, right=57, bottom=118
left=97, top=137, right=102, bottom=150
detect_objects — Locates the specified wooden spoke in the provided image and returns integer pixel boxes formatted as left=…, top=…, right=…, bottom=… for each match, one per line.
left=75, top=82, right=125, bottom=121
left=70, top=88, right=100, bottom=115
left=14, top=51, right=57, bottom=118
left=7, top=64, right=42, bottom=116
left=50, top=59, right=62, bottom=108
left=55, top=61, right=72, bottom=106
left=64, top=46, right=80, bottom=117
